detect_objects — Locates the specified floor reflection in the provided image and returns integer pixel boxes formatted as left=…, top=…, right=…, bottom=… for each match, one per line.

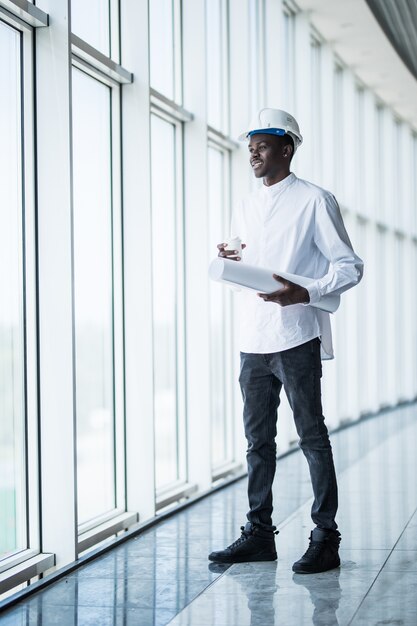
left=1, top=406, right=417, bottom=625
left=292, top=570, right=341, bottom=626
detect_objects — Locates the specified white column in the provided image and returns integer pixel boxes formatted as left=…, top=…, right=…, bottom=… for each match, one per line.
left=36, top=0, right=77, bottom=566
left=343, top=72, right=356, bottom=212
left=182, top=0, right=212, bottom=490
left=229, top=0, right=252, bottom=466
left=363, top=223, right=380, bottom=412
left=293, top=10, right=312, bottom=181
left=341, top=212, right=360, bottom=419
left=120, top=0, right=156, bottom=521
left=384, top=232, right=397, bottom=405
left=320, top=43, right=335, bottom=192
left=375, top=227, right=389, bottom=408
left=383, top=112, right=395, bottom=230
left=355, top=217, right=372, bottom=414
left=265, top=0, right=285, bottom=107
left=393, top=236, right=406, bottom=402
left=363, top=90, right=376, bottom=221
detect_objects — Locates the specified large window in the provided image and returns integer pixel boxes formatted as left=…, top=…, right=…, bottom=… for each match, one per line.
left=0, top=10, right=38, bottom=584
left=150, top=0, right=182, bottom=101
left=311, top=35, right=322, bottom=183
left=333, top=64, right=344, bottom=196
left=71, top=0, right=119, bottom=60
left=72, top=67, right=125, bottom=528
left=413, top=134, right=417, bottom=236
left=207, top=146, right=234, bottom=472
left=375, top=103, right=385, bottom=223
left=206, top=0, right=230, bottom=132
left=150, top=113, right=187, bottom=495
left=393, top=119, right=403, bottom=231
left=0, top=20, right=26, bottom=562
left=355, top=85, right=365, bottom=212
left=248, top=0, right=266, bottom=117
left=282, top=5, right=296, bottom=110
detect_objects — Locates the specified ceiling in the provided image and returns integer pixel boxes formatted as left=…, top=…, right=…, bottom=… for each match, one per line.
left=366, top=0, right=417, bottom=81
left=295, top=0, right=417, bottom=129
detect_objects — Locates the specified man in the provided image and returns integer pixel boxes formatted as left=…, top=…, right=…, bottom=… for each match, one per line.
left=208, top=108, right=363, bottom=574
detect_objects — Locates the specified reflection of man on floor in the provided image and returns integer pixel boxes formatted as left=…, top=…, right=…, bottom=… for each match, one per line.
left=210, top=562, right=278, bottom=626
left=209, top=108, right=363, bottom=573
left=293, top=570, right=341, bottom=625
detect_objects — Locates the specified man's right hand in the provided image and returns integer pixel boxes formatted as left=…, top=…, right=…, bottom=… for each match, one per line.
left=217, top=242, right=246, bottom=261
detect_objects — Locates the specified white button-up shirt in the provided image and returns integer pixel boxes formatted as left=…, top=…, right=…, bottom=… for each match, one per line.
left=231, top=172, right=364, bottom=359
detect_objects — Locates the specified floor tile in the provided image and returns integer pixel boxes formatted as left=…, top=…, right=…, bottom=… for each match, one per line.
left=2, top=406, right=417, bottom=626
left=350, top=571, right=417, bottom=625
left=381, top=549, right=417, bottom=571
left=0, top=604, right=177, bottom=626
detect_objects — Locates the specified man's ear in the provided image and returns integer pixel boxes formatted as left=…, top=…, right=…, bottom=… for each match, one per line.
left=282, top=144, right=294, bottom=159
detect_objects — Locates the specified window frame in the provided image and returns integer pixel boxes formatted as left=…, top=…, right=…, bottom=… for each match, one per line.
left=0, top=0, right=48, bottom=27
left=282, top=2, right=296, bottom=111
left=0, top=7, right=45, bottom=587
left=310, top=32, right=323, bottom=183
left=354, top=82, right=365, bottom=213
left=149, top=0, right=183, bottom=104
left=248, top=0, right=266, bottom=117
left=70, top=55, right=133, bottom=551
left=333, top=61, right=345, bottom=196
left=69, top=0, right=120, bottom=62
left=205, top=0, right=231, bottom=134
left=206, top=140, right=236, bottom=476
left=149, top=102, right=192, bottom=510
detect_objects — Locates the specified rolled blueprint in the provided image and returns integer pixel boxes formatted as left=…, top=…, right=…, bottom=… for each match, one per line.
left=209, top=258, right=340, bottom=313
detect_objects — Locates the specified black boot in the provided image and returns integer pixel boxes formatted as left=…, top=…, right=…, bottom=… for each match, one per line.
left=208, top=523, right=278, bottom=563
left=292, top=528, right=341, bottom=574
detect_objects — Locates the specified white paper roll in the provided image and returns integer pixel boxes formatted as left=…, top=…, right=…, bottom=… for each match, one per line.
left=209, top=258, right=340, bottom=313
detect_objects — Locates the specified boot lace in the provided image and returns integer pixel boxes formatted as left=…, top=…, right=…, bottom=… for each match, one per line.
left=302, top=539, right=325, bottom=560
left=227, top=526, right=251, bottom=550
left=227, top=526, right=279, bottom=550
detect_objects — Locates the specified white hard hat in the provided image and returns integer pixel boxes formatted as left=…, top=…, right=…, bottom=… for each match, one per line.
left=238, top=108, right=303, bottom=152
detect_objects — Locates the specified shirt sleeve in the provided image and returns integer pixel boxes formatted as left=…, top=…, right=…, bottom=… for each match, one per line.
left=304, top=194, right=364, bottom=305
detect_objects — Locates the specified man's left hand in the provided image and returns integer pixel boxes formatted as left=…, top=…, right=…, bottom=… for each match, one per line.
left=258, top=274, right=310, bottom=306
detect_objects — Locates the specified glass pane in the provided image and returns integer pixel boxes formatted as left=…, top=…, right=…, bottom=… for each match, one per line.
left=206, top=0, right=223, bottom=129
left=151, top=115, right=179, bottom=490
left=72, top=69, right=116, bottom=524
left=248, top=0, right=265, bottom=117
left=334, top=66, right=344, bottom=197
left=283, top=12, right=295, bottom=110
left=355, top=87, right=365, bottom=211
left=0, top=22, right=26, bottom=560
left=150, top=0, right=175, bottom=99
left=207, top=147, right=231, bottom=468
left=311, top=40, right=322, bottom=182
left=71, top=0, right=110, bottom=57
left=413, top=135, right=417, bottom=235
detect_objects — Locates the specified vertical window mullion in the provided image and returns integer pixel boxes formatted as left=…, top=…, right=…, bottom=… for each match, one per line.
left=110, top=85, right=125, bottom=513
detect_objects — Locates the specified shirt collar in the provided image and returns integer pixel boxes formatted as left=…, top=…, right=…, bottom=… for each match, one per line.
left=260, top=172, right=296, bottom=197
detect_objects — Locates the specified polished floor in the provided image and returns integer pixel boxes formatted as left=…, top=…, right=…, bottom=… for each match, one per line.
left=1, top=405, right=417, bottom=625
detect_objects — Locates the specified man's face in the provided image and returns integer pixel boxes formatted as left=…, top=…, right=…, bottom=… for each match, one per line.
left=248, top=133, right=287, bottom=179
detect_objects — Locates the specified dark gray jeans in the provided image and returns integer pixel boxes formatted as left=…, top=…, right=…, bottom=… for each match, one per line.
left=239, top=337, right=338, bottom=532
